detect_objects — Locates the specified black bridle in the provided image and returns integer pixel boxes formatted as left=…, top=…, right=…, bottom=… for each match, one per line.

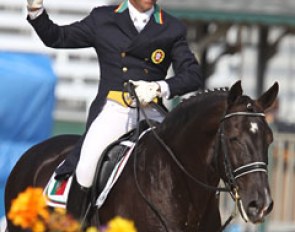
left=219, top=112, right=267, bottom=190
left=126, top=83, right=268, bottom=231
left=217, top=111, right=267, bottom=226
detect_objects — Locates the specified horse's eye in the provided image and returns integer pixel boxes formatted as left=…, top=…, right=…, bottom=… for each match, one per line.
left=246, top=103, right=253, bottom=111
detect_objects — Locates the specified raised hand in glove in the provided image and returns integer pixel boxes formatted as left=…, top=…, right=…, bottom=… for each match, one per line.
left=27, top=0, right=43, bottom=10
left=130, top=80, right=161, bottom=106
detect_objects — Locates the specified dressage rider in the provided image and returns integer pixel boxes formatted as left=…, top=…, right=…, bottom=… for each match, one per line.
left=26, top=0, right=204, bottom=220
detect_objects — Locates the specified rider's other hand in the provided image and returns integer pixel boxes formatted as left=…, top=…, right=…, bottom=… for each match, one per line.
left=130, top=80, right=160, bottom=106
left=27, top=0, right=43, bottom=11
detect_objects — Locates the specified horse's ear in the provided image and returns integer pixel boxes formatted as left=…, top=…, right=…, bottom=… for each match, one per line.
left=257, top=82, right=279, bottom=111
left=228, top=80, right=243, bottom=105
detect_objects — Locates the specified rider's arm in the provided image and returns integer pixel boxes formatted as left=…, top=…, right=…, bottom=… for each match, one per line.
left=165, top=22, right=203, bottom=97
left=27, top=7, right=95, bottom=49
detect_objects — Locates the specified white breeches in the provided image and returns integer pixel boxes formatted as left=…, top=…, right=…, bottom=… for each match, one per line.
left=76, top=100, right=164, bottom=187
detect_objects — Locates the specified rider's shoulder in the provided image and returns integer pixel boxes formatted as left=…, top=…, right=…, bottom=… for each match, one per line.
left=161, top=10, right=187, bottom=33
left=91, top=4, right=119, bottom=14
left=87, top=5, right=118, bottom=22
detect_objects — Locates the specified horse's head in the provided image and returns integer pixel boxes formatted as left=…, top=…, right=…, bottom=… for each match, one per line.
left=218, top=80, right=279, bottom=223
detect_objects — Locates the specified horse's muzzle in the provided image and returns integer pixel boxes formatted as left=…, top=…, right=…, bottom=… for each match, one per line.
left=246, top=189, right=274, bottom=223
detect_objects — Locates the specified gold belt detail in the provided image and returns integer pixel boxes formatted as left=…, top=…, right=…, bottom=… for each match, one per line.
left=107, top=91, right=158, bottom=107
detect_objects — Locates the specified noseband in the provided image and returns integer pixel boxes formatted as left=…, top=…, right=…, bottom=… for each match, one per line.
left=233, top=162, right=267, bottom=179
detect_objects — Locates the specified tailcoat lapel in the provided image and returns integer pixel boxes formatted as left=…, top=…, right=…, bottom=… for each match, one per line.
left=114, top=1, right=167, bottom=52
left=114, top=9, right=138, bottom=39
left=127, top=15, right=168, bottom=52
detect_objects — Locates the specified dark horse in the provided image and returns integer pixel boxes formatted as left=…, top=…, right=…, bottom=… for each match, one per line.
left=5, top=81, right=278, bottom=232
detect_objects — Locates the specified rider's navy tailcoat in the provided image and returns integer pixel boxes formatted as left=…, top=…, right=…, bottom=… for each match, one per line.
left=28, top=1, right=204, bottom=176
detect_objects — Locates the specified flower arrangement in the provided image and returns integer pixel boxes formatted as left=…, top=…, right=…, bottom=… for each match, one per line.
left=8, top=187, right=137, bottom=232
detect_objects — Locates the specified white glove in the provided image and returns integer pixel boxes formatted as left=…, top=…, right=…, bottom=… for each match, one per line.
left=27, top=0, right=43, bottom=10
left=130, top=80, right=160, bottom=106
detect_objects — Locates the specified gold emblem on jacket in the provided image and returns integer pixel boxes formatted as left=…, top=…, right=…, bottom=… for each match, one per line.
left=151, top=49, right=165, bottom=64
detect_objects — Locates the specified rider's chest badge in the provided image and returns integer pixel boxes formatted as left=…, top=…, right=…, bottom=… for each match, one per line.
left=151, top=49, right=165, bottom=64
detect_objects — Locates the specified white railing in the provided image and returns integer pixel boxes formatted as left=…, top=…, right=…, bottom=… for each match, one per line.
left=269, top=133, right=295, bottom=230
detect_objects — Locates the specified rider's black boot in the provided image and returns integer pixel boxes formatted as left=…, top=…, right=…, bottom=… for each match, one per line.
left=67, top=175, right=90, bottom=223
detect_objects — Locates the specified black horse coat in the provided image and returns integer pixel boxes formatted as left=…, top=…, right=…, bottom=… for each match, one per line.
left=27, top=1, right=203, bottom=176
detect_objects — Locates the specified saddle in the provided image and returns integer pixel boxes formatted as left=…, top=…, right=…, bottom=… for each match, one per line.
left=96, top=120, right=152, bottom=193
left=45, top=120, right=158, bottom=208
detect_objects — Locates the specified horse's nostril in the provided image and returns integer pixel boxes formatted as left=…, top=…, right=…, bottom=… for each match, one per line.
left=247, top=201, right=259, bottom=217
left=247, top=199, right=273, bottom=223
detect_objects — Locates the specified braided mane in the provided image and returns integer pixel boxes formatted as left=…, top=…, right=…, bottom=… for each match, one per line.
left=181, top=87, right=229, bottom=107
left=160, top=88, right=229, bottom=131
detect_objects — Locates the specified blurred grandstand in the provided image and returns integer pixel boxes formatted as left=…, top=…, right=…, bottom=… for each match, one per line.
left=1, top=0, right=295, bottom=123
left=1, top=0, right=295, bottom=231
left=0, top=0, right=112, bottom=123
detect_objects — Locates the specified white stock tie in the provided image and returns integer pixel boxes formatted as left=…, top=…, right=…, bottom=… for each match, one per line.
left=133, top=16, right=149, bottom=32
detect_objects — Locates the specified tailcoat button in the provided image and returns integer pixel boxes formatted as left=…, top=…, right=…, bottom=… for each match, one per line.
left=122, top=67, right=128, bottom=72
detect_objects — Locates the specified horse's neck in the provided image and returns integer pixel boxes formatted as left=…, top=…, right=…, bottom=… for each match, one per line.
left=158, top=95, right=227, bottom=175
left=146, top=96, right=227, bottom=222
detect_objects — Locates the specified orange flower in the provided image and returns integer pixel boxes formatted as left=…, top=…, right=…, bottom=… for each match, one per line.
left=47, top=208, right=81, bottom=232
left=8, top=187, right=49, bottom=232
left=106, top=216, right=137, bottom=232
left=8, top=187, right=137, bottom=232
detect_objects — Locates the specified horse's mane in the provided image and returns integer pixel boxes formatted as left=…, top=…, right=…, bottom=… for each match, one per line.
left=160, top=88, right=229, bottom=131
left=179, top=87, right=229, bottom=110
